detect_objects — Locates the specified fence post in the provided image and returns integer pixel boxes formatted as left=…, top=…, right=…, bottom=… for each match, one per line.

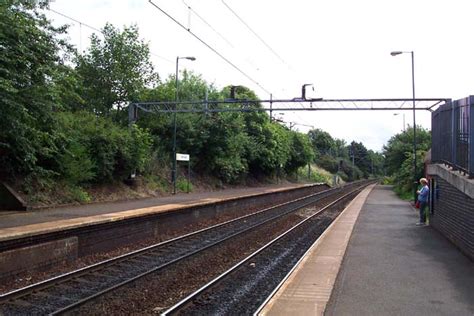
left=469, top=96, right=474, bottom=177
left=451, top=100, right=457, bottom=169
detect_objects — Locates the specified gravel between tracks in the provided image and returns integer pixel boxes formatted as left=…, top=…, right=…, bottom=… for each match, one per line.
left=0, top=203, right=268, bottom=295
left=173, top=192, right=359, bottom=315
left=1, top=185, right=330, bottom=295
left=71, top=190, right=351, bottom=315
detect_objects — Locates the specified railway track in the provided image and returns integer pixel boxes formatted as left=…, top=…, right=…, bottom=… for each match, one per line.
left=163, top=184, right=369, bottom=315
left=0, top=181, right=372, bottom=315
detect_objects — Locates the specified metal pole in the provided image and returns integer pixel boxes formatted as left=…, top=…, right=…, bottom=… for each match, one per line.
left=469, top=96, right=474, bottom=177
left=270, top=93, right=273, bottom=121
left=188, top=160, right=191, bottom=193
left=351, top=143, right=355, bottom=167
left=173, top=57, right=179, bottom=195
left=411, top=51, right=417, bottom=203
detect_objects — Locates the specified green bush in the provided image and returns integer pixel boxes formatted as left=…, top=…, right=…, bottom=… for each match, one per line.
left=381, top=176, right=393, bottom=185
left=68, top=186, right=92, bottom=203
left=392, top=150, right=425, bottom=198
left=317, top=155, right=338, bottom=173
left=56, top=111, right=152, bottom=183
left=59, top=141, right=96, bottom=185
left=177, top=178, right=193, bottom=192
left=297, top=165, right=331, bottom=184
left=285, top=132, right=314, bottom=175
left=144, top=174, right=168, bottom=192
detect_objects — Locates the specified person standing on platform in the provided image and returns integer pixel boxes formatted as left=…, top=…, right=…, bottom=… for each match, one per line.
left=416, top=178, right=429, bottom=226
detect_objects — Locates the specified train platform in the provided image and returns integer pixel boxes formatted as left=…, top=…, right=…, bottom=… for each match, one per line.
left=0, top=183, right=308, bottom=242
left=261, top=185, right=474, bottom=316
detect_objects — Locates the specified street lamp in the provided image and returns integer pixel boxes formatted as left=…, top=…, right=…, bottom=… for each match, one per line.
left=173, top=56, right=196, bottom=194
left=391, top=50, right=417, bottom=202
left=393, top=113, right=406, bottom=131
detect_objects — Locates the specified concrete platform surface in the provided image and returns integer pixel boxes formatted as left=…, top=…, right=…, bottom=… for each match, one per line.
left=261, top=185, right=474, bottom=316
left=260, top=184, right=374, bottom=316
left=326, top=185, right=474, bottom=316
left=0, top=183, right=307, bottom=242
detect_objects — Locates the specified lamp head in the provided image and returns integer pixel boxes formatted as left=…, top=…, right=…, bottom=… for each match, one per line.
left=185, top=56, right=196, bottom=61
left=390, top=51, right=403, bottom=56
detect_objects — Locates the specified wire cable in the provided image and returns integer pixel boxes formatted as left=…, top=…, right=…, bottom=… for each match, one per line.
left=181, top=1, right=265, bottom=76
left=148, top=0, right=271, bottom=95
left=220, top=1, right=318, bottom=111
left=182, top=0, right=234, bottom=48
left=49, top=8, right=101, bottom=32
left=221, top=0, right=288, bottom=67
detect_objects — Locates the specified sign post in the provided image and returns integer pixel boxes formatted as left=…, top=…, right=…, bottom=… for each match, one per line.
left=176, top=154, right=191, bottom=193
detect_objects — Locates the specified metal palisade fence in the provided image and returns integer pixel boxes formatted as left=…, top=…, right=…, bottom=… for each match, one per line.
left=432, top=96, right=474, bottom=177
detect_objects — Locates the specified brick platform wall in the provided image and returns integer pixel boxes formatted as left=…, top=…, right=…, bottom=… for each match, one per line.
left=432, top=176, right=474, bottom=261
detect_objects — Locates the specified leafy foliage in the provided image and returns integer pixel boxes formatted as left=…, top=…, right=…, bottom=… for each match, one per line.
left=285, top=132, right=314, bottom=174
left=76, top=23, right=159, bottom=119
left=0, top=0, right=68, bottom=175
left=349, top=141, right=371, bottom=177
left=307, top=128, right=384, bottom=181
left=0, top=1, right=383, bottom=206
left=308, top=128, right=335, bottom=157
left=383, top=126, right=430, bottom=175
left=383, top=125, right=431, bottom=197
left=56, top=112, right=152, bottom=183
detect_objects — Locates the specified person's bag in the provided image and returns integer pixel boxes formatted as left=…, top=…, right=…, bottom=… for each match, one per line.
left=415, top=200, right=420, bottom=209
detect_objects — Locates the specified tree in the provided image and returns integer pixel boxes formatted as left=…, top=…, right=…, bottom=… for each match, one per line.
left=56, top=111, right=152, bottom=183
left=383, top=125, right=431, bottom=176
left=349, top=141, right=371, bottom=177
left=383, top=125, right=431, bottom=196
left=367, top=150, right=385, bottom=176
left=0, top=0, right=69, bottom=176
left=138, top=71, right=220, bottom=162
left=308, top=128, right=335, bottom=158
left=76, top=23, right=158, bottom=120
left=199, top=111, right=248, bottom=183
left=285, top=132, right=314, bottom=175
left=333, top=138, right=349, bottom=160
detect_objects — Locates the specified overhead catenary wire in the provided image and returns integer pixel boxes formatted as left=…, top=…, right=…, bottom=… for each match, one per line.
left=148, top=0, right=271, bottom=95
left=47, top=7, right=174, bottom=64
left=220, top=0, right=288, bottom=67
left=181, top=1, right=268, bottom=77
left=220, top=0, right=309, bottom=111
left=48, top=7, right=101, bottom=33
left=182, top=0, right=234, bottom=48
left=49, top=2, right=308, bottom=122
left=180, top=1, right=308, bottom=109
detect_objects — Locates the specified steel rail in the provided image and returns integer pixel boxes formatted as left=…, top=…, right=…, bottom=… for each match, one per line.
left=50, top=185, right=343, bottom=314
left=162, top=182, right=372, bottom=315
left=0, top=184, right=348, bottom=314
left=252, top=184, right=369, bottom=315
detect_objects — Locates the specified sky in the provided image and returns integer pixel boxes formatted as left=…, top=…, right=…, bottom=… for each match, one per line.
left=45, top=0, right=474, bottom=151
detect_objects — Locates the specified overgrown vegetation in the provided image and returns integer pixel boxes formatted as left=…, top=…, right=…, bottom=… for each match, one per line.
left=0, top=1, right=386, bottom=206
left=307, top=129, right=385, bottom=182
left=383, top=126, right=431, bottom=199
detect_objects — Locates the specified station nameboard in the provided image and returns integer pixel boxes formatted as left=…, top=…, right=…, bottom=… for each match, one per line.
left=176, top=153, right=190, bottom=161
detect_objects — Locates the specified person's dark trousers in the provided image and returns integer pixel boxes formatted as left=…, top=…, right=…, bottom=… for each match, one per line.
left=419, top=201, right=428, bottom=223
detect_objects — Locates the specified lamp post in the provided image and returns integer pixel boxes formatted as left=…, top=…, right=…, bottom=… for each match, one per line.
left=391, top=50, right=417, bottom=202
left=173, top=56, right=196, bottom=194
left=393, top=113, right=406, bottom=131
